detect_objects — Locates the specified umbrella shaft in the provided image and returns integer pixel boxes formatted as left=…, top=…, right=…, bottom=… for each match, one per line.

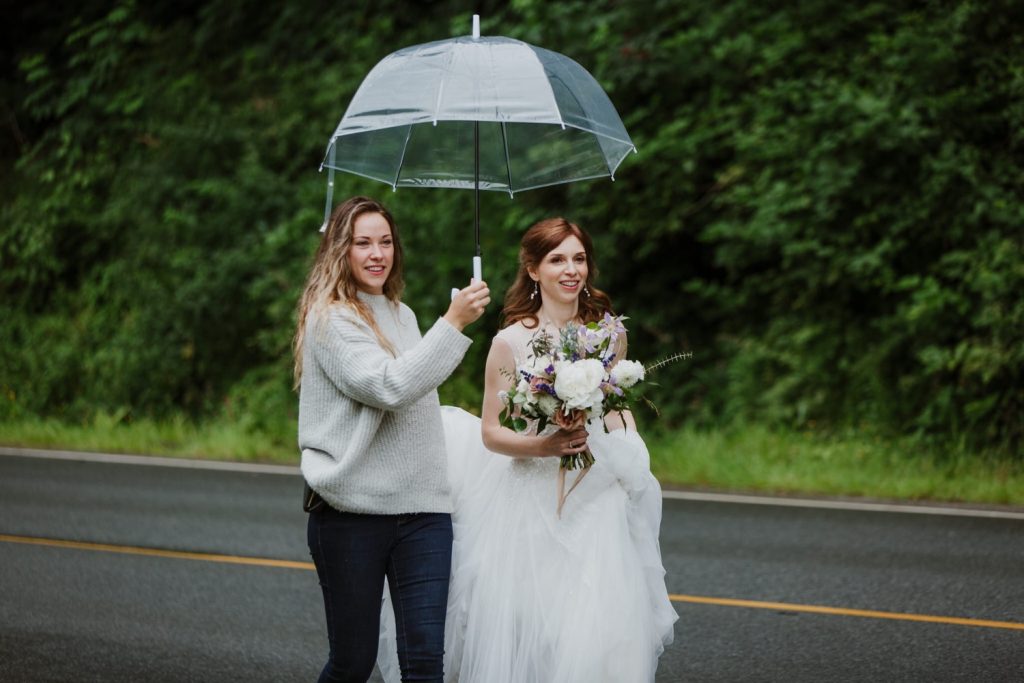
left=474, top=121, right=481, bottom=256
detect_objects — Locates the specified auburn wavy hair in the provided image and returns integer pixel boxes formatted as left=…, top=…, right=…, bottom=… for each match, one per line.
left=501, top=217, right=613, bottom=329
left=292, top=196, right=405, bottom=388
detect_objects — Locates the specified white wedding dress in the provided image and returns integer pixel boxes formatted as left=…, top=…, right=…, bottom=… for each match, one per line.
left=378, top=324, right=678, bottom=682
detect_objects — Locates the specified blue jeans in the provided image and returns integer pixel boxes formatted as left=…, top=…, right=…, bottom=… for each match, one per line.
left=307, top=507, right=453, bottom=683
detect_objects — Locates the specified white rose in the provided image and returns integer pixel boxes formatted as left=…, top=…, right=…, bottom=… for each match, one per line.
left=554, top=358, right=606, bottom=411
left=610, top=360, right=645, bottom=389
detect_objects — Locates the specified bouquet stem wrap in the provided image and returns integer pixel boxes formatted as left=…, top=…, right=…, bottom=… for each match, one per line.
left=555, top=407, right=593, bottom=516
left=556, top=462, right=591, bottom=518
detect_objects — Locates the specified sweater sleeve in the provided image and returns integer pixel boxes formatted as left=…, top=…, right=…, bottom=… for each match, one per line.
left=310, top=308, right=472, bottom=411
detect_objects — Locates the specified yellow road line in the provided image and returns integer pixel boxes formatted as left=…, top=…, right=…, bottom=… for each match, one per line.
left=3, top=533, right=1021, bottom=632
left=670, top=594, right=1024, bottom=631
left=0, top=533, right=315, bottom=571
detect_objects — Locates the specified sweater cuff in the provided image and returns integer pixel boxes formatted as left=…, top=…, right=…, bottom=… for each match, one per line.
left=430, top=316, right=473, bottom=350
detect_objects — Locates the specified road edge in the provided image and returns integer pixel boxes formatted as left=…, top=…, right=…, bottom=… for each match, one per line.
left=3, top=445, right=1022, bottom=519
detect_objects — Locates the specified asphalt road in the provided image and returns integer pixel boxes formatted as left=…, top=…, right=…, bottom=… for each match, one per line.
left=0, top=449, right=1022, bottom=682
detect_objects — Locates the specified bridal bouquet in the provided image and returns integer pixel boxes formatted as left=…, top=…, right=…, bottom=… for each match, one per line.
left=499, top=314, right=691, bottom=515
left=499, top=313, right=659, bottom=472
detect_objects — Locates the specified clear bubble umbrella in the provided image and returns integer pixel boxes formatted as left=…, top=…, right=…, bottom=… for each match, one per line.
left=320, top=15, right=635, bottom=280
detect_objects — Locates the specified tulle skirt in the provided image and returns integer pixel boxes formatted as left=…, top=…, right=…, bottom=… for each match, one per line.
left=378, top=407, right=677, bottom=682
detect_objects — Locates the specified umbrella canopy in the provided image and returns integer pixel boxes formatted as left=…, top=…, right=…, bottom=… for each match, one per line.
left=319, top=17, right=635, bottom=277
left=323, top=35, right=635, bottom=193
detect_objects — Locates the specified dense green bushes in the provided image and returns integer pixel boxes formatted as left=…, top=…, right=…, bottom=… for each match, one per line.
left=2, top=0, right=1021, bottom=455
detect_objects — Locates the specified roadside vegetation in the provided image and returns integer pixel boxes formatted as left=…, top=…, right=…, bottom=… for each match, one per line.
left=2, top=1, right=1021, bottom=502
left=2, top=411, right=1020, bottom=506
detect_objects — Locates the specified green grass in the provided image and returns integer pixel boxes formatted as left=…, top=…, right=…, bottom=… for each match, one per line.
left=648, top=424, right=1024, bottom=506
left=1, top=414, right=1020, bottom=506
left=0, top=414, right=298, bottom=464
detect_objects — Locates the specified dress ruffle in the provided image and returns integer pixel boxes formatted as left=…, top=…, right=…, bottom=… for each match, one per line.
left=377, top=406, right=677, bottom=682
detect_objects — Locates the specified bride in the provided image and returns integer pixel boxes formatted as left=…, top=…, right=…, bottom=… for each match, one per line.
left=379, top=218, right=677, bottom=682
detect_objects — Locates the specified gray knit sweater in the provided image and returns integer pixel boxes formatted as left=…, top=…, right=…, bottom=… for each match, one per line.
left=298, top=291, right=472, bottom=515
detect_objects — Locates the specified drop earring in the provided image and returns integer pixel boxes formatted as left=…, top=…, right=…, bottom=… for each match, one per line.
left=583, top=284, right=591, bottom=297
left=530, top=281, right=539, bottom=300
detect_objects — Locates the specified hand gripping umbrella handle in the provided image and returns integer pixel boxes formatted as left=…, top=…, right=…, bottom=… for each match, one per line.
left=451, top=256, right=483, bottom=301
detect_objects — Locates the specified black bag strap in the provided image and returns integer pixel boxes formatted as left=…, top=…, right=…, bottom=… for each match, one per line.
left=303, top=481, right=326, bottom=513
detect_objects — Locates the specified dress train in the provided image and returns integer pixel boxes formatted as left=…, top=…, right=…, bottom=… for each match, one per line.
left=377, top=406, right=677, bottom=682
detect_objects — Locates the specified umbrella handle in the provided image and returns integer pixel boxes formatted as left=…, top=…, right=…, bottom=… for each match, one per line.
left=450, top=256, right=484, bottom=301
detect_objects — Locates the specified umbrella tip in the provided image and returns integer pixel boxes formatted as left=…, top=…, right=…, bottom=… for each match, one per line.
left=472, top=14, right=480, bottom=39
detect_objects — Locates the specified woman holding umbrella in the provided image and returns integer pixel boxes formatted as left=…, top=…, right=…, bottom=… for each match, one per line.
left=294, top=195, right=490, bottom=683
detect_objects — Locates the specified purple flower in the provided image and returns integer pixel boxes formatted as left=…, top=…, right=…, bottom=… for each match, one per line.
left=598, top=312, right=627, bottom=339
left=602, top=380, right=624, bottom=397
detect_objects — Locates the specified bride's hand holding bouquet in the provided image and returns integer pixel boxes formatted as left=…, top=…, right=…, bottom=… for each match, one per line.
left=497, top=314, right=678, bottom=513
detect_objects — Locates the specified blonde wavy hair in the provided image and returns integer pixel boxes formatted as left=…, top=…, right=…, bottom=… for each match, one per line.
left=292, top=196, right=405, bottom=388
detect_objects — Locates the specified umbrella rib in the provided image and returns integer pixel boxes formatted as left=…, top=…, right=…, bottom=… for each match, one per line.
left=433, top=81, right=445, bottom=125
left=392, top=126, right=413, bottom=189
left=600, top=132, right=615, bottom=180
left=432, top=41, right=455, bottom=124
left=532, top=48, right=566, bottom=130
left=500, top=121, right=514, bottom=196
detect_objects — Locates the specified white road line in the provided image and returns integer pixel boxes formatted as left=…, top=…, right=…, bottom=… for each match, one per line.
left=3, top=446, right=1022, bottom=519
left=0, top=446, right=299, bottom=475
left=662, top=489, right=1024, bottom=520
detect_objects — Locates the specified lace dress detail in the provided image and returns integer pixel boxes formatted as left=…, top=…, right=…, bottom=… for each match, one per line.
left=377, top=322, right=677, bottom=683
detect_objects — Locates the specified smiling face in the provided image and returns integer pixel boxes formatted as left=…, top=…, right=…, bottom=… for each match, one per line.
left=529, top=235, right=589, bottom=306
left=347, top=211, right=394, bottom=295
